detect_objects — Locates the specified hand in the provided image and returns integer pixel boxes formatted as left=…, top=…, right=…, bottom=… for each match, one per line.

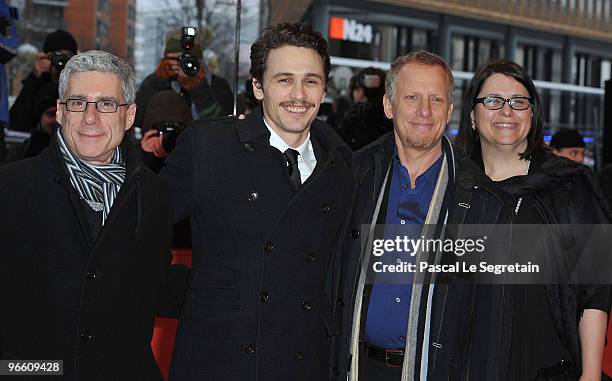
left=141, top=130, right=168, bottom=158
left=177, top=64, right=205, bottom=91
left=154, top=53, right=181, bottom=80
left=579, top=376, right=600, bottom=381
left=33, top=52, right=52, bottom=77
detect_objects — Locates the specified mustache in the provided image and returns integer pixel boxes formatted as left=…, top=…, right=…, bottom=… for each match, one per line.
left=279, top=101, right=315, bottom=108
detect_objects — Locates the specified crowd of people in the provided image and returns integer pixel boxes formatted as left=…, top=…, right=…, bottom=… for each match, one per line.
left=0, top=19, right=611, bottom=381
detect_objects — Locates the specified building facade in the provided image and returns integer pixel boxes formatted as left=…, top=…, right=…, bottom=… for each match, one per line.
left=273, top=0, right=612, bottom=167
left=64, top=0, right=136, bottom=64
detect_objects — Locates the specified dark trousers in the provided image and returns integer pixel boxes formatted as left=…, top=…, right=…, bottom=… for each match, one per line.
left=363, top=356, right=402, bottom=380
left=361, top=343, right=403, bottom=381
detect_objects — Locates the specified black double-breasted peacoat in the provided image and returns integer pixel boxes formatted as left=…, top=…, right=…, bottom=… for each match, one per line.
left=0, top=136, right=188, bottom=381
left=162, top=107, right=355, bottom=381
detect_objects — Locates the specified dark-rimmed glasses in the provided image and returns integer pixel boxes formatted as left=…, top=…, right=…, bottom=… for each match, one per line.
left=474, top=96, right=532, bottom=111
left=60, top=99, right=130, bottom=113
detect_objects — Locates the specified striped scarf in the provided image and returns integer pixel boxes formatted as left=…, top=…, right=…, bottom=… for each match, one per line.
left=56, top=128, right=126, bottom=225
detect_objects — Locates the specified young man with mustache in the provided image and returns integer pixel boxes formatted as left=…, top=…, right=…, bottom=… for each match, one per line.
left=158, top=23, right=355, bottom=380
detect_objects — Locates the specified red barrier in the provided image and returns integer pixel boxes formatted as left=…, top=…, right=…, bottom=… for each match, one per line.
left=152, top=248, right=192, bottom=381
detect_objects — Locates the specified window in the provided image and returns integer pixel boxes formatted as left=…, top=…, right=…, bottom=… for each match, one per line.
left=98, top=0, right=110, bottom=13
left=450, top=33, right=504, bottom=71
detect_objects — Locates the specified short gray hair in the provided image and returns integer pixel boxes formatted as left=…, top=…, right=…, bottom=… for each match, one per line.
left=58, top=50, right=135, bottom=103
left=385, top=50, right=454, bottom=104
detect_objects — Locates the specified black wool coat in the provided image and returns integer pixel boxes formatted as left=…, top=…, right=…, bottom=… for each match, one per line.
left=0, top=136, right=187, bottom=381
left=162, top=107, right=355, bottom=381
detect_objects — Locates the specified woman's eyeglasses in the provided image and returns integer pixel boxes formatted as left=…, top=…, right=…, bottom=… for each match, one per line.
left=474, top=96, right=533, bottom=111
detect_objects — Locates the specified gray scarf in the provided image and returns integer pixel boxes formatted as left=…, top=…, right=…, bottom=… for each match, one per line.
left=56, top=128, right=126, bottom=225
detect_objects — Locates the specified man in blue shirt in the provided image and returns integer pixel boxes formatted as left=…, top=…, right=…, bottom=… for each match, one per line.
left=336, top=51, right=511, bottom=380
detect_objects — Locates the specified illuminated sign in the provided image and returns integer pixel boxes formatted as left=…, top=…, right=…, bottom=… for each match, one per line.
left=329, top=16, right=373, bottom=44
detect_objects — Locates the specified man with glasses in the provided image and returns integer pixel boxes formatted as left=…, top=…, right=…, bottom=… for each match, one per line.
left=0, top=50, right=188, bottom=381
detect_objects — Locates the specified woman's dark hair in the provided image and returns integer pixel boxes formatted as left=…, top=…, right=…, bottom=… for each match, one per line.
left=250, top=22, right=330, bottom=87
left=455, top=59, right=545, bottom=160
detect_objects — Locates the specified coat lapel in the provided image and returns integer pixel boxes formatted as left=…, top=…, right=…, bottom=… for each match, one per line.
left=48, top=135, right=95, bottom=250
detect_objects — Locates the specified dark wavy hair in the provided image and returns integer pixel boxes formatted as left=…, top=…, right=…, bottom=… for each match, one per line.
left=250, top=22, right=330, bottom=86
left=455, top=59, right=545, bottom=160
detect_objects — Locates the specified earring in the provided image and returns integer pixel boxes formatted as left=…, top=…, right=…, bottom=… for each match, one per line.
left=471, top=119, right=476, bottom=131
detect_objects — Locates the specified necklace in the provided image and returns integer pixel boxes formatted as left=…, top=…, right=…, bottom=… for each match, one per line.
left=514, top=159, right=531, bottom=215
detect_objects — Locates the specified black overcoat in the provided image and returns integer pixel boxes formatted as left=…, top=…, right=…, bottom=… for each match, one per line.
left=162, top=107, right=355, bottom=381
left=0, top=136, right=186, bottom=381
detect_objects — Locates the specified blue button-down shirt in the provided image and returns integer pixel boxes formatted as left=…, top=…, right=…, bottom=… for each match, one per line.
left=364, top=150, right=443, bottom=349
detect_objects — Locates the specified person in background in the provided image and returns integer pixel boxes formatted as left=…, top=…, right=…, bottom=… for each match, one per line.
left=140, top=90, right=192, bottom=172
left=0, top=0, right=18, bottom=162
left=140, top=90, right=193, bottom=248
left=135, top=27, right=233, bottom=129
left=550, top=128, right=586, bottom=164
left=22, top=81, right=59, bottom=158
left=338, top=67, right=392, bottom=150
left=9, top=29, right=77, bottom=132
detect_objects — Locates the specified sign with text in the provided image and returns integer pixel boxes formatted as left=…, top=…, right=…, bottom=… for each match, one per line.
left=329, top=16, right=373, bottom=44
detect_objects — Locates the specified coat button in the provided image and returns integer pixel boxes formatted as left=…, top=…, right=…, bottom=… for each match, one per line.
left=301, top=301, right=311, bottom=311
left=295, top=351, right=304, bottom=360
left=351, top=229, right=360, bottom=239
left=260, top=292, right=270, bottom=303
left=248, top=191, right=259, bottom=202
left=81, top=330, right=93, bottom=342
left=305, top=254, right=317, bottom=263
left=86, top=269, right=96, bottom=280
left=244, top=344, right=256, bottom=354
left=321, top=205, right=331, bottom=215
left=336, top=297, right=345, bottom=306
left=243, top=143, right=254, bottom=152
left=263, top=242, right=274, bottom=252
left=330, top=160, right=336, bottom=169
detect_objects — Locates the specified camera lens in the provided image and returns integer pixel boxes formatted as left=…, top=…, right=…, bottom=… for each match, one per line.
left=49, top=51, right=67, bottom=72
left=178, top=53, right=199, bottom=77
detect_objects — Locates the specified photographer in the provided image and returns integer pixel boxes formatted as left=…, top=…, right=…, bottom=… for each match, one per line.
left=134, top=27, right=233, bottom=130
left=140, top=90, right=192, bottom=172
left=9, top=29, right=77, bottom=132
left=338, top=67, right=392, bottom=150
left=140, top=90, right=193, bottom=247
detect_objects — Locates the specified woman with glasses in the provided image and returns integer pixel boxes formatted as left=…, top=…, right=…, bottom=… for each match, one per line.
left=456, top=59, right=611, bottom=380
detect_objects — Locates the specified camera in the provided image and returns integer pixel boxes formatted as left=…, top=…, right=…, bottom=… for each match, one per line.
left=178, top=27, right=199, bottom=77
left=154, top=121, right=187, bottom=153
left=48, top=51, right=69, bottom=72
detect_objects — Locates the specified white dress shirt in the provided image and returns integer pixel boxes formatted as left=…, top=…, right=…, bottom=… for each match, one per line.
left=264, top=119, right=317, bottom=184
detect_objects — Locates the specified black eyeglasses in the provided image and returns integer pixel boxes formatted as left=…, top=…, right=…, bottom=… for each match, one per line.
left=60, top=99, right=130, bottom=113
left=474, top=96, right=533, bottom=111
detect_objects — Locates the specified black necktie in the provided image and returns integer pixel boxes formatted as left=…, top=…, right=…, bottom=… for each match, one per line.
left=284, top=148, right=301, bottom=191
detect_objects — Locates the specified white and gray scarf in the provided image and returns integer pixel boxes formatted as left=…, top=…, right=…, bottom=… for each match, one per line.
left=56, top=128, right=126, bottom=225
